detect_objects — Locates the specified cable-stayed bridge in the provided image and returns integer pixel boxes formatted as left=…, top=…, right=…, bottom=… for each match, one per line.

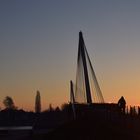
left=70, top=31, right=104, bottom=104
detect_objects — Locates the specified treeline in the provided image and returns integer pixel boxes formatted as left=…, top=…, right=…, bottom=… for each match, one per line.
left=0, top=103, right=71, bottom=128
left=0, top=91, right=67, bottom=112
left=0, top=91, right=72, bottom=127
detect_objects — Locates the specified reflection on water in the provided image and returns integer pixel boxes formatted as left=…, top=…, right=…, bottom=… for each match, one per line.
left=0, top=126, right=33, bottom=130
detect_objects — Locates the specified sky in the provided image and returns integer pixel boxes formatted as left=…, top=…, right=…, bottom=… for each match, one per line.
left=1, top=0, right=140, bottom=111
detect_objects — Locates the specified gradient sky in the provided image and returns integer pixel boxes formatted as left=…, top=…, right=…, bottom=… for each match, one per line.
left=1, top=0, right=140, bottom=111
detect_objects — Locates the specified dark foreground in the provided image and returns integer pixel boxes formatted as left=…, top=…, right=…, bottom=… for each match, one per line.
left=1, top=105, right=140, bottom=140
left=1, top=115, right=140, bottom=140
left=32, top=115, right=140, bottom=140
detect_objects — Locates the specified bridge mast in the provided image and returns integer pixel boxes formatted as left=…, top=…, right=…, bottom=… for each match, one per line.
left=78, top=31, right=92, bottom=104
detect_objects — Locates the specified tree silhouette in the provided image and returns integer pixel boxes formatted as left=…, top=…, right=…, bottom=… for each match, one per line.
left=35, top=90, right=41, bottom=113
left=118, top=96, right=126, bottom=113
left=48, top=104, right=54, bottom=112
left=3, top=96, right=15, bottom=109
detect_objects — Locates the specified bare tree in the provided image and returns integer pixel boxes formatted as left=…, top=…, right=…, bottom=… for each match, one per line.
left=48, top=104, right=54, bottom=112
left=3, top=96, right=15, bottom=109
left=35, top=90, right=41, bottom=113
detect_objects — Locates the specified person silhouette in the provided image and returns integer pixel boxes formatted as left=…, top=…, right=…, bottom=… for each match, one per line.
left=118, top=96, right=126, bottom=113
